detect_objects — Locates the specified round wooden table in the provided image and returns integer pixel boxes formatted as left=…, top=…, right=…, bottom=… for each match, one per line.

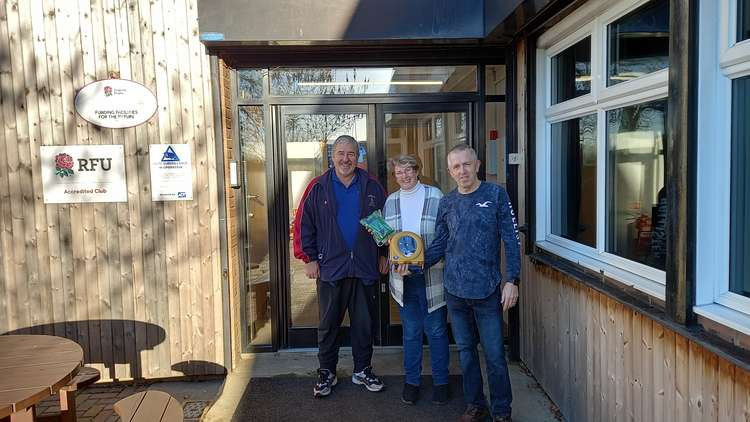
left=0, top=335, right=83, bottom=421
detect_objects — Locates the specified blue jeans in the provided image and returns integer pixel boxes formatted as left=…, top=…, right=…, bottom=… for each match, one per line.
left=446, top=286, right=512, bottom=417
left=398, top=274, right=450, bottom=386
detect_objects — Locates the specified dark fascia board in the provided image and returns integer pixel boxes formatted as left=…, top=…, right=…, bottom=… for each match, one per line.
left=211, top=43, right=509, bottom=68
left=484, top=0, right=588, bottom=42
left=531, top=250, right=750, bottom=374
left=198, top=0, right=484, bottom=42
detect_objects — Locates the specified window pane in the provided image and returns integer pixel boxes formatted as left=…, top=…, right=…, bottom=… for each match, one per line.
left=385, top=111, right=467, bottom=193
left=270, top=66, right=477, bottom=96
left=740, top=0, right=750, bottom=42
left=285, top=112, right=368, bottom=327
left=238, top=69, right=265, bottom=101
left=486, top=65, right=506, bottom=95
left=607, top=0, right=669, bottom=86
left=730, top=76, right=750, bottom=297
left=550, top=114, right=597, bottom=247
left=606, top=100, right=667, bottom=270
left=551, top=37, right=591, bottom=104
left=239, top=106, right=271, bottom=346
left=485, top=102, right=506, bottom=185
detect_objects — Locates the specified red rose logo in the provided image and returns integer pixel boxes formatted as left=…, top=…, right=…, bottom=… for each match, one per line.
left=54, top=153, right=74, bottom=178
left=104, top=86, right=113, bottom=97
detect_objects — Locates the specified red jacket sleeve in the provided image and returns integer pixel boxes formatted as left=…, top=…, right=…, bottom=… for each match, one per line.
left=293, top=176, right=320, bottom=262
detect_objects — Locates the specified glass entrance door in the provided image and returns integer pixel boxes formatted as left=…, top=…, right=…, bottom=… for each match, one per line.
left=377, top=103, right=472, bottom=345
left=261, top=102, right=471, bottom=349
left=280, top=105, right=375, bottom=347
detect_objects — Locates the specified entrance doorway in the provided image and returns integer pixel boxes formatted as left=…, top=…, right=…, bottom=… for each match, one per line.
left=245, top=103, right=471, bottom=348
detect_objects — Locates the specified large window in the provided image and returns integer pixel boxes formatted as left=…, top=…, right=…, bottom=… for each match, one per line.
left=694, top=0, right=750, bottom=332
left=730, top=76, right=750, bottom=298
left=537, top=0, right=669, bottom=298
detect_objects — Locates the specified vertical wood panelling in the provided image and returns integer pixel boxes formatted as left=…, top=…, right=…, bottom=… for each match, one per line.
left=521, top=262, right=750, bottom=422
left=0, top=0, right=224, bottom=381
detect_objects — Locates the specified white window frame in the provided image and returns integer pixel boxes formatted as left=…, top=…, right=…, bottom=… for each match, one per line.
left=536, top=0, right=669, bottom=300
left=694, top=0, right=750, bottom=335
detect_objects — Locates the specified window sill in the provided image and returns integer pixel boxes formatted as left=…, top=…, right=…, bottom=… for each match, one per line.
left=694, top=303, right=750, bottom=337
left=536, top=239, right=666, bottom=300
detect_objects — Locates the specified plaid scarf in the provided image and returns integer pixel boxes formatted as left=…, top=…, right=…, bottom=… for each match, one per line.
left=383, top=184, right=445, bottom=312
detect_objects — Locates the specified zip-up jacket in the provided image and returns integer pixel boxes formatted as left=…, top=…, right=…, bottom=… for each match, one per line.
left=300, top=168, right=387, bottom=284
left=292, top=176, right=321, bottom=263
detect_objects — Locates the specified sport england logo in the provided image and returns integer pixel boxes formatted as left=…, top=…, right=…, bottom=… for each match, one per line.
left=54, top=153, right=75, bottom=178
left=475, top=201, right=492, bottom=208
left=161, top=146, right=180, bottom=162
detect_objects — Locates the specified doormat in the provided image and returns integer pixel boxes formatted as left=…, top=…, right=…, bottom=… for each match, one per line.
left=232, top=375, right=468, bottom=421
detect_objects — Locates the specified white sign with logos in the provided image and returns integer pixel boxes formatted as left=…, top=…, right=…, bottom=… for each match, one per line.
left=40, top=145, right=127, bottom=203
left=75, top=79, right=157, bottom=129
left=149, top=144, right=193, bottom=201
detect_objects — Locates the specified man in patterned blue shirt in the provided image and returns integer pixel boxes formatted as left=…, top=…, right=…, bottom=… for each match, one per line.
left=399, top=143, right=521, bottom=422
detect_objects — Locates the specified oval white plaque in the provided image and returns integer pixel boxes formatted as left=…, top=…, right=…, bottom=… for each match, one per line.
left=75, top=79, right=158, bottom=129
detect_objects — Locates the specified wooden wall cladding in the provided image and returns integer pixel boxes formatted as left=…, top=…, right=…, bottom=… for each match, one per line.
left=520, top=259, right=750, bottom=422
left=0, top=0, right=224, bottom=380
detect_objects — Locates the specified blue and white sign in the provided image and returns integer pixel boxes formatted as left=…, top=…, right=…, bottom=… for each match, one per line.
left=149, top=144, right=193, bottom=201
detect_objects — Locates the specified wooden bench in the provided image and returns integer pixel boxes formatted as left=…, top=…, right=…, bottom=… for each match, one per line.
left=36, top=366, right=101, bottom=422
left=114, top=391, right=183, bottom=422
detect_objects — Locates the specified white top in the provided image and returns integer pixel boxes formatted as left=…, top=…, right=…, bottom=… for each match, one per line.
left=399, top=182, right=425, bottom=236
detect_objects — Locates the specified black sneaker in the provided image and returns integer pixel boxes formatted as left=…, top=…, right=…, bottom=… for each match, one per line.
left=460, top=404, right=489, bottom=422
left=401, top=383, right=419, bottom=405
left=313, top=368, right=337, bottom=398
left=351, top=366, right=385, bottom=392
left=431, top=383, right=449, bottom=405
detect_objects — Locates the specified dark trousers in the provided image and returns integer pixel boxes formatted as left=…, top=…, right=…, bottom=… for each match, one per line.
left=317, top=278, right=377, bottom=373
left=446, top=286, right=512, bottom=418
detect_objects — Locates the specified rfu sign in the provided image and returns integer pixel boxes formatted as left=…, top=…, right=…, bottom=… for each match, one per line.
left=77, top=158, right=113, bottom=171
left=41, top=145, right=127, bottom=203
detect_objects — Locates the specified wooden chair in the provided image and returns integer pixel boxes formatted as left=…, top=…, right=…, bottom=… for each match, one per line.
left=114, top=390, right=183, bottom=422
left=36, top=366, right=101, bottom=422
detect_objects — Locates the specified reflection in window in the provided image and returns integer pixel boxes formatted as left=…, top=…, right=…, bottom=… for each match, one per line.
left=606, top=100, right=667, bottom=270
left=486, top=65, right=506, bottom=95
left=238, top=69, right=265, bottom=101
left=485, top=102, right=506, bottom=185
left=607, top=0, right=669, bottom=86
left=730, top=76, right=750, bottom=297
left=741, top=0, right=750, bottom=41
left=239, top=106, right=272, bottom=346
left=550, top=114, right=597, bottom=247
left=384, top=112, right=467, bottom=194
left=551, top=37, right=591, bottom=104
left=270, top=66, right=477, bottom=96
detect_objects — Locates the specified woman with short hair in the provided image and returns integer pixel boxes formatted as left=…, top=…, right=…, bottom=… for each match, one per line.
left=383, top=154, right=450, bottom=405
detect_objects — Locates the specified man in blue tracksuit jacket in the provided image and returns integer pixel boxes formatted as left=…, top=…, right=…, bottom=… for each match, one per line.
left=398, top=144, right=521, bottom=422
left=300, top=135, right=388, bottom=398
